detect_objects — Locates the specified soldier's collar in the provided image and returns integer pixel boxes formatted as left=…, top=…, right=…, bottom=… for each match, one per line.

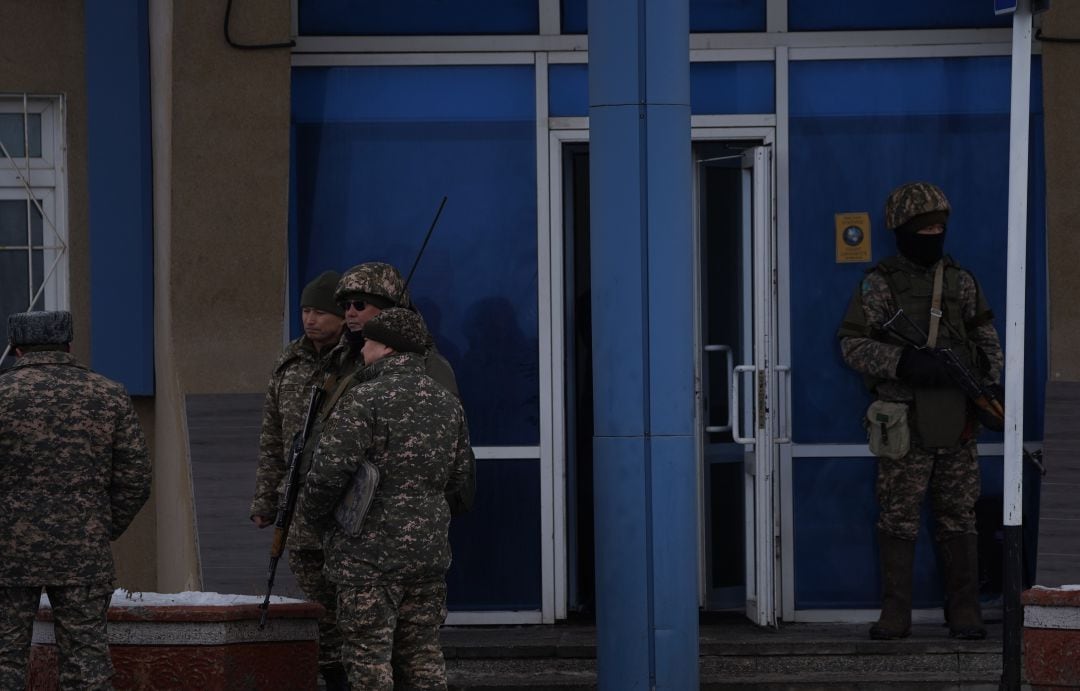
left=11, top=350, right=85, bottom=369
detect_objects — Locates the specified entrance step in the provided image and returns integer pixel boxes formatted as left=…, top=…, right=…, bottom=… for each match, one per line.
left=443, top=622, right=1004, bottom=690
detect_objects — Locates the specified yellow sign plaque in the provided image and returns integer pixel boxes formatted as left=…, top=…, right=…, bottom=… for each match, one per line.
left=835, top=212, right=872, bottom=263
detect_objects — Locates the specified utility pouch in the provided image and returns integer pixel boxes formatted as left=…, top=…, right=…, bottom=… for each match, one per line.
left=913, top=388, right=968, bottom=448
left=865, top=400, right=911, bottom=460
left=333, top=460, right=380, bottom=536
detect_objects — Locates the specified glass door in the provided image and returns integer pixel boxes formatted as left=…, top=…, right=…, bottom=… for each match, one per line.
left=696, top=143, right=781, bottom=626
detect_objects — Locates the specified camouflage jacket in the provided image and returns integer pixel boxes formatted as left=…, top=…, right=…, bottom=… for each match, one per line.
left=0, top=351, right=151, bottom=585
left=317, top=332, right=476, bottom=515
left=838, top=254, right=1004, bottom=403
left=250, top=335, right=336, bottom=549
left=298, top=352, right=471, bottom=584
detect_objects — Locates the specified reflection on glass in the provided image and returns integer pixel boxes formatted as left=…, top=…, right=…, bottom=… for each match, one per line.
left=0, top=199, right=44, bottom=246
left=0, top=113, right=43, bottom=158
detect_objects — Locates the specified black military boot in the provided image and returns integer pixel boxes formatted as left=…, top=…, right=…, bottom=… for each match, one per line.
left=939, top=533, right=986, bottom=640
left=321, top=662, right=350, bottom=691
left=869, top=531, right=916, bottom=640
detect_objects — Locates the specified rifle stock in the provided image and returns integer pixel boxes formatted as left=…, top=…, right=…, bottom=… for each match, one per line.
left=257, top=384, right=324, bottom=629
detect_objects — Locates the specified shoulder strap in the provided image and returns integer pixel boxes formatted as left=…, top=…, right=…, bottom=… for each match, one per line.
left=927, top=261, right=945, bottom=348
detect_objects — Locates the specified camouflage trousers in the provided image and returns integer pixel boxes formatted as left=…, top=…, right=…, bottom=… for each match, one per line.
left=876, top=439, right=981, bottom=542
left=338, top=578, right=448, bottom=691
left=0, top=582, right=113, bottom=690
left=288, top=548, right=342, bottom=669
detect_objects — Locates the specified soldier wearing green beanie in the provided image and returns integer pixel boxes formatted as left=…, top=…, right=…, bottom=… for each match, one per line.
left=249, top=270, right=348, bottom=689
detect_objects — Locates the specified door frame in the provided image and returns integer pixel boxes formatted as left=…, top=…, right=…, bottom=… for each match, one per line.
left=550, top=126, right=790, bottom=625
left=690, top=132, right=783, bottom=626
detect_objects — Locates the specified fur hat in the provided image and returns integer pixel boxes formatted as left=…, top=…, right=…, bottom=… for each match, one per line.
left=8, top=311, right=73, bottom=346
left=362, top=307, right=428, bottom=355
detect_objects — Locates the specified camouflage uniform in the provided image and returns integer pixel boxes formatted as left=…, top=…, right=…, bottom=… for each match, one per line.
left=840, top=255, right=1002, bottom=540
left=299, top=310, right=471, bottom=691
left=0, top=318, right=152, bottom=690
left=250, top=334, right=343, bottom=671
left=329, top=262, right=475, bottom=515
left=837, top=182, right=1002, bottom=640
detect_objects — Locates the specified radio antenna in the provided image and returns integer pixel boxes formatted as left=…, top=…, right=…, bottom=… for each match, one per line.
left=405, top=196, right=448, bottom=287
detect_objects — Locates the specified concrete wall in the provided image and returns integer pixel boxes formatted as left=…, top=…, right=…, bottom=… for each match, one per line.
left=170, top=0, right=292, bottom=393
left=1042, top=5, right=1080, bottom=381
left=1, top=0, right=157, bottom=591
left=151, top=0, right=292, bottom=591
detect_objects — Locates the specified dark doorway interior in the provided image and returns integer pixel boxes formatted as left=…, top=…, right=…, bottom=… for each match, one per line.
left=564, top=144, right=594, bottom=616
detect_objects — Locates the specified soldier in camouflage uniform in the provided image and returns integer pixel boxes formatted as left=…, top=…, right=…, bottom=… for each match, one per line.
left=838, top=182, right=1004, bottom=641
left=329, top=261, right=475, bottom=515
left=249, top=270, right=349, bottom=689
left=299, top=308, right=471, bottom=691
left=0, top=311, right=152, bottom=689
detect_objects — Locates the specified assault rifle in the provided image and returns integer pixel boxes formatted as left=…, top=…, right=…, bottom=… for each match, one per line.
left=881, top=309, right=1046, bottom=475
left=881, top=308, right=1005, bottom=431
left=257, top=384, right=324, bottom=629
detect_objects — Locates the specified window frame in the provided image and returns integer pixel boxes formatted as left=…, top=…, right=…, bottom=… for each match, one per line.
left=0, top=94, right=69, bottom=363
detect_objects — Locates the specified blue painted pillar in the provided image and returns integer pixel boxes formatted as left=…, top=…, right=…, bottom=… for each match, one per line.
left=84, top=0, right=155, bottom=394
left=588, top=1, right=697, bottom=689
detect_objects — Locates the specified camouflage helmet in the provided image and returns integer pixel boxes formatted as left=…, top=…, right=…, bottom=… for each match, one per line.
left=884, top=182, right=951, bottom=234
left=334, top=261, right=412, bottom=309
left=362, top=307, right=429, bottom=355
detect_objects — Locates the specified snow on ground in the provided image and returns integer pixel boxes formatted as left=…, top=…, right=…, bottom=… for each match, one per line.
left=1031, top=584, right=1080, bottom=592
left=39, top=589, right=306, bottom=609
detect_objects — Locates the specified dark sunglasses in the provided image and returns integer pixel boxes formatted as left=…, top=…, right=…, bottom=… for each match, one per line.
left=338, top=299, right=368, bottom=312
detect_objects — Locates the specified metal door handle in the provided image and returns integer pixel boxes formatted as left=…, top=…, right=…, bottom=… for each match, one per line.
left=704, top=344, right=734, bottom=433
left=732, top=364, right=756, bottom=445
left=774, top=365, right=791, bottom=444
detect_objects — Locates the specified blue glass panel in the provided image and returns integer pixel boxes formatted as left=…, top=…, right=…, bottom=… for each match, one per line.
left=549, top=64, right=589, bottom=117
left=690, top=0, right=766, bottom=32
left=293, top=66, right=535, bottom=123
left=793, top=455, right=1042, bottom=608
left=300, top=0, right=538, bottom=36
left=548, top=62, right=774, bottom=117
left=789, top=0, right=1011, bottom=31
left=561, top=0, right=766, bottom=34
left=788, top=58, right=1046, bottom=444
left=447, top=459, right=543, bottom=610
left=291, top=66, right=539, bottom=446
left=690, top=61, right=773, bottom=114
left=561, top=0, right=587, bottom=34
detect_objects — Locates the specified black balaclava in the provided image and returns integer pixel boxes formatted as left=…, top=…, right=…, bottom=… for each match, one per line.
left=896, top=227, right=946, bottom=267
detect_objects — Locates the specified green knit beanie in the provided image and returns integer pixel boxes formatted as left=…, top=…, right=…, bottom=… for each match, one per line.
left=301, top=271, right=344, bottom=317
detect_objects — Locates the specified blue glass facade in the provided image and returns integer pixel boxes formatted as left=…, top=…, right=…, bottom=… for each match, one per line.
left=562, top=0, right=766, bottom=34
left=300, top=0, right=539, bottom=35
left=788, top=56, right=1046, bottom=608
left=287, top=11, right=1048, bottom=616
left=549, top=62, right=774, bottom=117
left=788, top=0, right=1012, bottom=31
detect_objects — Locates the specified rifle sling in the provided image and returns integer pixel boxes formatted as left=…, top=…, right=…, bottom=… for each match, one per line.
left=927, top=260, right=945, bottom=348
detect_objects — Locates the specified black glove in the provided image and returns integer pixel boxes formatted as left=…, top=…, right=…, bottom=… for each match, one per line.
left=896, top=347, right=953, bottom=387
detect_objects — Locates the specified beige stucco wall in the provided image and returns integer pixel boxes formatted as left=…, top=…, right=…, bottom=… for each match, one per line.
left=170, top=0, right=292, bottom=393
left=1042, top=5, right=1080, bottom=381
left=151, top=0, right=292, bottom=591
left=1, top=0, right=158, bottom=591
